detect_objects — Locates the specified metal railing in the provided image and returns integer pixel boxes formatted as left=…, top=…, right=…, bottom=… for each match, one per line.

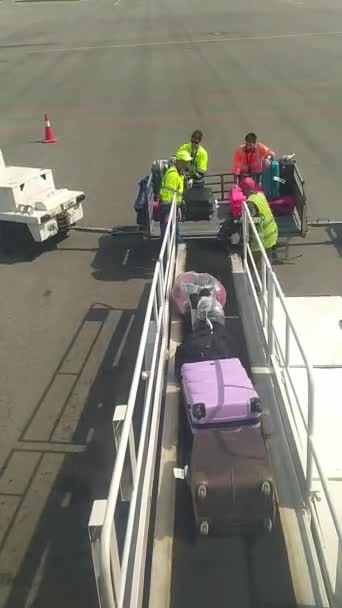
left=242, top=202, right=342, bottom=605
left=89, top=199, right=177, bottom=608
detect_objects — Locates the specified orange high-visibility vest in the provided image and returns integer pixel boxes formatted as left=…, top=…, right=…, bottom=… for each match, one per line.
left=232, top=143, right=269, bottom=175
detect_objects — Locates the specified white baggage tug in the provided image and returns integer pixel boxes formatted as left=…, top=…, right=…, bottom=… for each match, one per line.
left=0, top=148, right=85, bottom=247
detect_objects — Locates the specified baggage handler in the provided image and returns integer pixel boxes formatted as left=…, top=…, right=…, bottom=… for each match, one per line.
left=240, top=177, right=278, bottom=267
left=159, top=149, right=192, bottom=243
left=177, top=130, right=208, bottom=185
left=232, top=133, right=276, bottom=184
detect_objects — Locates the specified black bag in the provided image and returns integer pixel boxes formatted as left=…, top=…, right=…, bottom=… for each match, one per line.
left=175, top=322, right=233, bottom=379
left=217, top=218, right=242, bottom=250
left=279, top=160, right=295, bottom=196
left=134, top=176, right=149, bottom=226
left=183, top=187, right=214, bottom=221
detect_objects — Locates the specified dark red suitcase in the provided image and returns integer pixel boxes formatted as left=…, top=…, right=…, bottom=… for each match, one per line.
left=188, top=427, right=275, bottom=537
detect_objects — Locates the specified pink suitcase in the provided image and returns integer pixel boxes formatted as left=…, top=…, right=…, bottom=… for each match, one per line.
left=228, top=187, right=246, bottom=217
left=269, top=195, right=295, bottom=216
left=181, top=358, right=262, bottom=431
left=228, top=184, right=263, bottom=217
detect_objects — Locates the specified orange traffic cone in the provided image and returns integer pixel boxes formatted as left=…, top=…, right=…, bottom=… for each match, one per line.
left=42, top=113, right=58, bottom=144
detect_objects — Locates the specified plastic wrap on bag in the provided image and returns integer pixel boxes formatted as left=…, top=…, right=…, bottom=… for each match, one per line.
left=171, top=271, right=227, bottom=316
left=194, top=291, right=225, bottom=327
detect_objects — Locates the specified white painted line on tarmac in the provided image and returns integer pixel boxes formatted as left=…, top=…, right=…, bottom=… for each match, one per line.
left=14, top=30, right=342, bottom=56
left=86, top=427, right=95, bottom=444
left=122, top=249, right=130, bottom=266
left=15, top=441, right=86, bottom=454
left=97, top=402, right=104, bottom=409
left=61, top=492, right=72, bottom=508
left=113, top=0, right=120, bottom=5
left=24, top=545, right=50, bottom=608
left=113, top=315, right=135, bottom=367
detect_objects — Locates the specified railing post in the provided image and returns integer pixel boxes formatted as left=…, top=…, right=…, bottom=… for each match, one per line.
left=306, top=383, right=315, bottom=498
left=261, top=255, right=267, bottom=329
left=267, top=267, right=274, bottom=364
left=285, top=317, right=290, bottom=367
left=89, top=499, right=121, bottom=608
left=109, top=524, right=121, bottom=607
left=143, top=319, right=157, bottom=386
left=89, top=500, right=108, bottom=608
left=112, top=405, right=136, bottom=502
left=242, top=204, right=248, bottom=264
left=336, top=540, right=342, bottom=606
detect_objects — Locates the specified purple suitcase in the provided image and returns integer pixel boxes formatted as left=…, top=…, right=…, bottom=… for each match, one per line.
left=181, top=358, right=261, bottom=431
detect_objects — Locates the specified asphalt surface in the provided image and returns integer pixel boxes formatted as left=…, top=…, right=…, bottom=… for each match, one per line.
left=1, top=0, right=342, bottom=606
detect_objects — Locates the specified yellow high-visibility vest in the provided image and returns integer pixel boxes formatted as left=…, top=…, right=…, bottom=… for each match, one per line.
left=160, top=166, right=184, bottom=204
left=248, top=191, right=278, bottom=251
left=177, top=143, right=208, bottom=176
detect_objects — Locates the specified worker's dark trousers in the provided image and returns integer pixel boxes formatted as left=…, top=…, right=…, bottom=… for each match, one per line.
left=159, top=204, right=180, bottom=244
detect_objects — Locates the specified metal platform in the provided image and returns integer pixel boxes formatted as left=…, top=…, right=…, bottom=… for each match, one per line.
left=149, top=203, right=226, bottom=239
left=273, top=296, right=342, bottom=601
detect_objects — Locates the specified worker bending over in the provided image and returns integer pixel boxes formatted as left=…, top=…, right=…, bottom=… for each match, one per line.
left=240, top=177, right=278, bottom=264
left=232, top=133, right=275, bottom=184
left=159, top=149, right=192, bottom=242
left=177, top=130, right=208, bottom=184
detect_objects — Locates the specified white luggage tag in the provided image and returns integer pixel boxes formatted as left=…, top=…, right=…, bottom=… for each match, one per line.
left=272, top=176, right=286, bottom=184
left=173, top=467, right=187, bottom=480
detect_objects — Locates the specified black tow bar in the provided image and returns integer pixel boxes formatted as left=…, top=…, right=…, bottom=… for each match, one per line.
left=71, top=224, right=145, bottom=236
left=308, top=219, right=342, bottom=227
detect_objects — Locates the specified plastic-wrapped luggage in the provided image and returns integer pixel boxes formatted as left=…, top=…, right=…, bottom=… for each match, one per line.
left=181, top=358, right=262, bottom=432
left=171, top=272, right=226, bottom=316
left=189, top=288, right=225, bottom=328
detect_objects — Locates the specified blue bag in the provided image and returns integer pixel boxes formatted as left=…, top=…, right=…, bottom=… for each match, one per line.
left=262, top=159, right=280, bottom=200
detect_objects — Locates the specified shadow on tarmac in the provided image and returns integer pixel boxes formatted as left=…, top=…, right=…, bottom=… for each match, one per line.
left=1, top=284, right=153, bottom=607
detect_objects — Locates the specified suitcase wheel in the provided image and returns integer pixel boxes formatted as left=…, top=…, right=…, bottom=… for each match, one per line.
left=197, top=483, right=207, bottom=500
left=192, top=402, right=206, bottom=421
left=261, top=480, right=272, bottom=498
left=199, top=521, right=209, bottom=536
left=250, top=398, right=262, bottom=413
left=263, top=518, right=273, bottom=534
